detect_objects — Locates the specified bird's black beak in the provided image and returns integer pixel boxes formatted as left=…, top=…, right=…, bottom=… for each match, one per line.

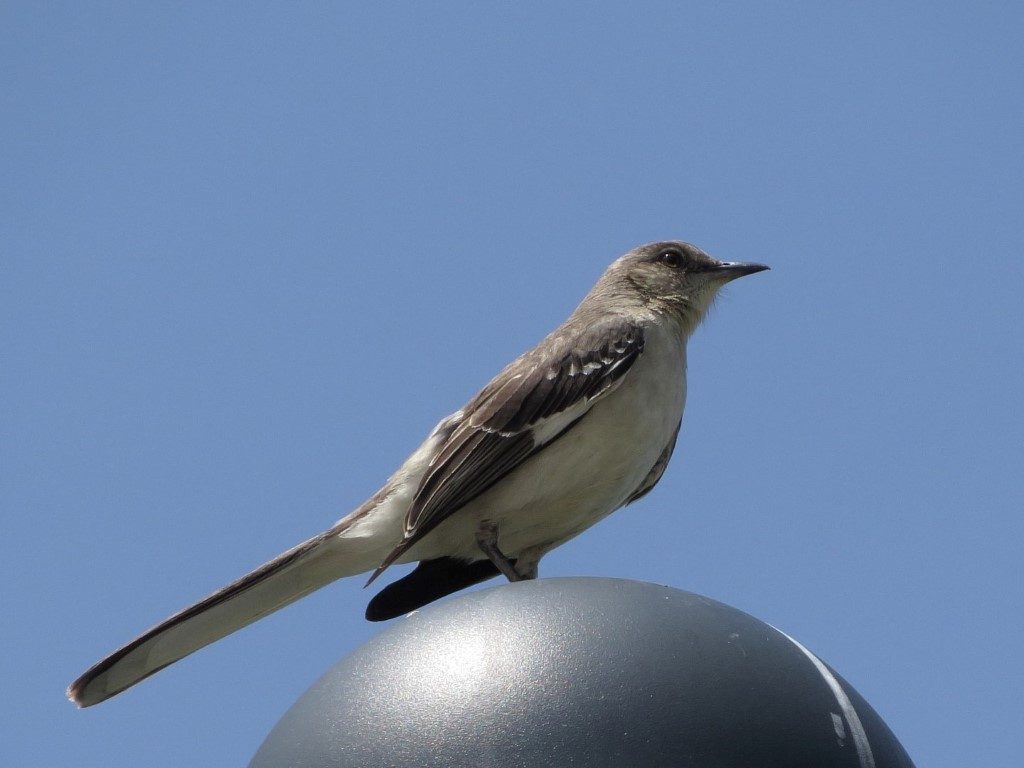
left=711, top=261, right=770, bottom=280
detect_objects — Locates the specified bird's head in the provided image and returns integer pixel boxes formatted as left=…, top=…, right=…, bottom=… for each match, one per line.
left=607, top=240, right=769, bottom=332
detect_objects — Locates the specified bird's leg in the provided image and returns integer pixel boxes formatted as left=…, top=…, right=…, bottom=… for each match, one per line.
left=475, top=521, right=523, bottom=582
left=510, top=549, right=541, bottom=580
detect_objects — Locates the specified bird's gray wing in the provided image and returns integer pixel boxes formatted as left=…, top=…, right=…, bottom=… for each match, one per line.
left=368, top=316, right=645, bottom=581
left=625, top=417, right=681, bottom=504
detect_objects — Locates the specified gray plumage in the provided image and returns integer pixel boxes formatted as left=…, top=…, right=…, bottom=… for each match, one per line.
left=68, top=240, right=767, bottom=707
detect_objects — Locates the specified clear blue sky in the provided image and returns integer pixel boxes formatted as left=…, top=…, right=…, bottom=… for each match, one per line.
left=3, top=3, right=1022, bottom=766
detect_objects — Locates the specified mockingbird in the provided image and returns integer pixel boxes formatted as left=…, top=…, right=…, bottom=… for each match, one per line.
left=68, top=240, right=767, bottom=707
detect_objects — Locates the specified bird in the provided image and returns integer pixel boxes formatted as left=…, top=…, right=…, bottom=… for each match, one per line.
left=68, top=240, right=768, bottom=707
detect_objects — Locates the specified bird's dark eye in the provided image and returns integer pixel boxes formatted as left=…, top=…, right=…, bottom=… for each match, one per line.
left=658, top=249, right=684, bottom=268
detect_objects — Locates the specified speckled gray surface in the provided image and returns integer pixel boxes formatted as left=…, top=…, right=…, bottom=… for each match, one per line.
left=250, top=578, right=914, bottom=768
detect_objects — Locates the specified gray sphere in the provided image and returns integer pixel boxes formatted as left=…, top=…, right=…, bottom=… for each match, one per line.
left=250, top=578, right=914, bottom=768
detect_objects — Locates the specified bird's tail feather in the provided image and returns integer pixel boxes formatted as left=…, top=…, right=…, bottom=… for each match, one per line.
left=67, top=526, right=380, bottom=708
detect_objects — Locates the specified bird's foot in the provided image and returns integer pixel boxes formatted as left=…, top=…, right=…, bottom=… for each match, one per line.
left=475, top=521, right=524, bottom=582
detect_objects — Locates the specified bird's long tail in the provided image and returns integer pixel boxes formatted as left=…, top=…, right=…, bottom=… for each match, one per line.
left=67, top=525, right=382, bottom=708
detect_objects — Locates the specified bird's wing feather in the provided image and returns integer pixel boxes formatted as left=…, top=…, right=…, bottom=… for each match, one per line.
left=368, top=317, right=645, bottom=580
left=625, top=416, right=681, bottom=504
